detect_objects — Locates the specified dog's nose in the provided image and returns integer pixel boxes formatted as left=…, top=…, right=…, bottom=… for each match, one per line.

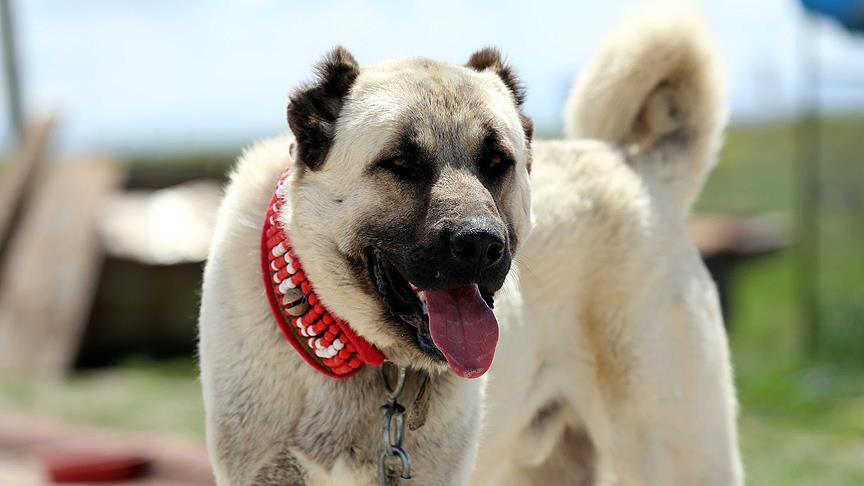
left=450, top=223, right=505, bottom=270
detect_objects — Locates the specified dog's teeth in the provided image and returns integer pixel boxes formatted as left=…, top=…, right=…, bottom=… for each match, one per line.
left=417, top=290, right=427, bottom=315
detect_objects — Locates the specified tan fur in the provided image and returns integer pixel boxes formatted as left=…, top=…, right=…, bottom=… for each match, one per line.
left=475, top=7, right=741, bottom=484
left=200, top=6, right=742, bottom=485
left=579, top=302, right=631, bottom=402
left=564, top=5, right=727, bottom=214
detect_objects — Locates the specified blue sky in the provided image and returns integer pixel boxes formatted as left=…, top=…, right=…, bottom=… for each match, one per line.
left=2, top=0, right=864, bottom=151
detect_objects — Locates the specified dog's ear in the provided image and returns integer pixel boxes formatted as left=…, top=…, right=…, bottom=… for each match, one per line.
left=466, top=47, right=533, bottom=144
left=466, top=47, right=525, bottom=107
left=287, top=46, right=360, bottom=171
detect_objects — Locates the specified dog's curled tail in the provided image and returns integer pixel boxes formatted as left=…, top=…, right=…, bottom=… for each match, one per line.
left=564, top=6, right=726, bottom=214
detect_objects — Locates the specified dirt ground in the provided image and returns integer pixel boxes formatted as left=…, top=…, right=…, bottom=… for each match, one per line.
left=0, top=413, right=213, bottom=486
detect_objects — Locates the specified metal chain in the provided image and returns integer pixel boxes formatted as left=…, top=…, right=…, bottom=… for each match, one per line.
left=378, top=361, right=412, bottom=485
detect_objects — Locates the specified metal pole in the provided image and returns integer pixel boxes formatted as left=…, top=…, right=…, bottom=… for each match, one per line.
left=797, top=15, right=821, bottom=355
left=0, top=0, right=23, bottom=138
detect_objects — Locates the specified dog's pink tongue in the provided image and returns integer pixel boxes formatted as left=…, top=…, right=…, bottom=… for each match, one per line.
left=425, top=284, right=498, bottom=379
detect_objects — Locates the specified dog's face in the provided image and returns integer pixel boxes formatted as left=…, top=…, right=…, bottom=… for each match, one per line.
left=285, top=47, right=532, bottom=377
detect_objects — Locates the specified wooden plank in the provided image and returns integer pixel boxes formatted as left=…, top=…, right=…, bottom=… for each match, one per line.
left=0, top=116, right=55, bottom=259
left=689, top=213, right=788, bottom=258
left=0, top=157, right=124, bottom=376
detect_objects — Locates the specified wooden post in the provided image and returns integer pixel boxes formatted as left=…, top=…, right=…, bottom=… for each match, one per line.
left=797, top=16, right=821, bottom=355
left=0, top=157, right=124, bottom=375
left=0, top=117, right=55, bottom=266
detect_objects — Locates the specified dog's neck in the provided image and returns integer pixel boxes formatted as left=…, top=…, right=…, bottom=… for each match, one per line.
left=261, top=168, right=385, bottom=378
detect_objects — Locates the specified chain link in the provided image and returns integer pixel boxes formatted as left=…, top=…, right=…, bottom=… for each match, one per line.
left=378, top=362, right=412, bottom=485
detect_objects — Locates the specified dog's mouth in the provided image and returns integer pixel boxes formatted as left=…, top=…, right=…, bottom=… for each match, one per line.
left=367, top=249, right=498, bottom=378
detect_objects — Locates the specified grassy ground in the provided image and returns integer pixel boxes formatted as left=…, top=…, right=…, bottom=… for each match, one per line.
left=699, top=116, right=864, bottom=484
left=1, top=116, right=863, bottom=484
left=0, top=358, right=205, bottom=440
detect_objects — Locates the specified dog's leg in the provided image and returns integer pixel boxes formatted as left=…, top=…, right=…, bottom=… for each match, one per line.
left=518, top=202, right=742, bottom=485
left=566, top=261, right=743, bottom=485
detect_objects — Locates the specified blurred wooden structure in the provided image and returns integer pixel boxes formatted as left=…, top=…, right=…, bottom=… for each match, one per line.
left=689, top=213, right=788, bottom=323
left=0, top=118, right=124, bottom=376
left=77, top=180, right=221, bottom=367
left=0, top=118, right=54, bottom=261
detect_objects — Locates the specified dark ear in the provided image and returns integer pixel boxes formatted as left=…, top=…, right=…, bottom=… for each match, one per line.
left=287, top=46, right=359, bottom=171
left=520, top=114, right=534, bottom=141
left=466, top=47, right=526, bottom=107
left=467, top=48, right=533, bottom=145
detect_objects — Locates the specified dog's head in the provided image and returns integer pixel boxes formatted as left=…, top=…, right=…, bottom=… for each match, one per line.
left=284, top=47, right=532, bottom=378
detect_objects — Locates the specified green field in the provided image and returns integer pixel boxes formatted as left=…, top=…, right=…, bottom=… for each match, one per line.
left=697, top=116, right=864, bottom=484
left=2, top=116, right=863, bottom=484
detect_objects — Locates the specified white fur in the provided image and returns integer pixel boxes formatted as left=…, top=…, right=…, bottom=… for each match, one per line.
left=199, top=7, right=742, bottom=485
left=474, top=7, right=741, bottom=485
left=564, top=5, right=726, bottom=215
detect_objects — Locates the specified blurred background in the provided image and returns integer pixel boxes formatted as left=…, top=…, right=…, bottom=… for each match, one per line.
left=0, top=0, right=862, bottom=484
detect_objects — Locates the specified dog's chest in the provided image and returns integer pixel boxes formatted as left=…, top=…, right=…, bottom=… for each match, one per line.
left=255, top=370, right=478, bottom=485
left=294, top=374, right=384, bottom=467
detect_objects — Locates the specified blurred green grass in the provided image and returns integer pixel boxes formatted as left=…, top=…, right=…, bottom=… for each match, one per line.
left=1, top=116, right=863, bottom=483
left=0, top=357, right=205, bottom=439
left=698, top=116, right=864, bottom=484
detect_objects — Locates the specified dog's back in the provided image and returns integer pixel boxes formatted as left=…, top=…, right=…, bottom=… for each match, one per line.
left=476, top=7, right=742, bottom=485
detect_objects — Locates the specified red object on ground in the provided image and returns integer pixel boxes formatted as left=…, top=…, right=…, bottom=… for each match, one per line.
left=42, top=451, right=150, bottom=483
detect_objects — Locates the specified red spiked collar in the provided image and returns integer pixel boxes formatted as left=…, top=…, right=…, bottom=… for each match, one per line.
left=261, top=168, right=385, bottom=378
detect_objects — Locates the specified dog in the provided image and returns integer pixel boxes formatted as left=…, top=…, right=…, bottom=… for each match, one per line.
left=198, top=8, right=743, bottom=485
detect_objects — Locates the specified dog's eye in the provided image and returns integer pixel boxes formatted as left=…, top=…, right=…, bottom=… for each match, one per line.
left=480, top=150, right=513, bottom=180
left=378, top=156, right=416, bottom=178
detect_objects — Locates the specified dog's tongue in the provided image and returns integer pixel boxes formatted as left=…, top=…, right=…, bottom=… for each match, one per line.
left=424, top=284, right=498, bottom=379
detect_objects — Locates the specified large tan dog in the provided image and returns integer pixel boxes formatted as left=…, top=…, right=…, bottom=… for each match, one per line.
left=199, top=9, right=743, bottom=486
